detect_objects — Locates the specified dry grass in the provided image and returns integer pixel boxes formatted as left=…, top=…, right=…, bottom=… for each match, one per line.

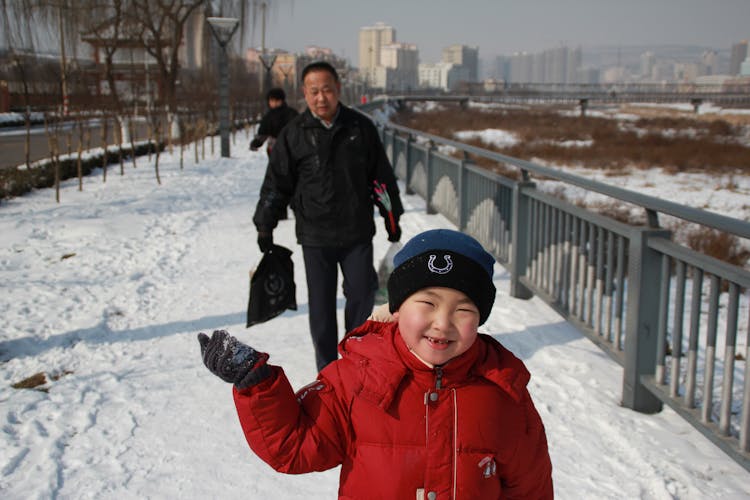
left=393, top=103, right=750, bottom=174
left=11, top=370, right=74, bottom=392
left=12, top=372, right=48, bottom=390
left=393, top=103, right=750, bottom=268
left=684, top=227, right=750, bottom=268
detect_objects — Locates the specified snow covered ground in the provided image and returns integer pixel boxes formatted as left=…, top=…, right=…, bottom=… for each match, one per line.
left=1, top=128, right=749, bottom=498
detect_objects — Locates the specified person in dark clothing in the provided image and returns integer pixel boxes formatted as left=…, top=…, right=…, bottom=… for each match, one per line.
left=250, top=87, right=299, bottom=155
left=253, top=61, right=404, bottom=372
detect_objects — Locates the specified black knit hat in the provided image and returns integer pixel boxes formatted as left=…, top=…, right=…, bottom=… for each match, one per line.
left=266, top=87, right=286, bottom=101
left=387, top=229, right=496, bottom=325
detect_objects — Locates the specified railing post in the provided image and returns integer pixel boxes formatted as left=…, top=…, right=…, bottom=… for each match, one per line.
left=426, top=141, right=436, bottom=215
left=405, top=134, right=414, bottom=195
left=622, top=227, right=671, bottom=413
left=509, top=180, right=535, bottom=299
left=457, top=155, right=469, bottom=231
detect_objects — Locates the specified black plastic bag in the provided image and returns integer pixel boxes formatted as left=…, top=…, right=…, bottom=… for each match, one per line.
left=246, top=244, right=297, bottom=327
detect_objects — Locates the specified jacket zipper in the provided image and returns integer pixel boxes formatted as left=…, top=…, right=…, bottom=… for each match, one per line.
left=432, top=367, right=460, bottom=500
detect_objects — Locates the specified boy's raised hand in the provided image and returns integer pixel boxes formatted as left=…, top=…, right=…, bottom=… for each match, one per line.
left=197, top=330, right=271, bottom=389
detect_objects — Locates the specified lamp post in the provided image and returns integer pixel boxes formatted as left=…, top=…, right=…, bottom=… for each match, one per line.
left=207, top=16, right=239, bottom=158
left=257, top=1, right=276, bottom=94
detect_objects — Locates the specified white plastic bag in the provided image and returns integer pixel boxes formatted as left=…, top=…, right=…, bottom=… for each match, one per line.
left=375, top=241, right=403, bottom=304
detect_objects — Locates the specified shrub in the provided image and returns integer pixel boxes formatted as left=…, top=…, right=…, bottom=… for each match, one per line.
left=0, top=142, right=162, bottom=201
left=684, top=227, right=750, bottom=268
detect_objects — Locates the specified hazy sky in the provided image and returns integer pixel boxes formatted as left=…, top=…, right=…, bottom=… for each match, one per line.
left=256, top=0, right=750, bottom=63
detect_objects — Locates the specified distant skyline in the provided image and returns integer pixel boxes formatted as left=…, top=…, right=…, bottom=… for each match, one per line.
left=256, top=0, right=750, bottom=64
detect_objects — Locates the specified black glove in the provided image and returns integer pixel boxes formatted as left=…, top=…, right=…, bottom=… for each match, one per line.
left=386, top=220, right=402, bottom=242
left=257, top=231, right=274, bottom=253
left=197, top=330, right=270, bottom=389
left=250, top=137, right=264, bottom=151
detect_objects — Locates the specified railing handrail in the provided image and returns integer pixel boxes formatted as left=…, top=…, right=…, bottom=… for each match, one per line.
left=380, top=117, right=750, bottom=240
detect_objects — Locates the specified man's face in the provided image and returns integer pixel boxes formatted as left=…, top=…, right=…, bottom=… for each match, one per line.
left=268, top=97, right=283, bottom=109
left=393, top=287, right=480, bottom=366
left=302, top=69, right=340, bottom=123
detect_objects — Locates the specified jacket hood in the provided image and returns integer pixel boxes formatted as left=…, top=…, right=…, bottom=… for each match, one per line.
left=338, top=320, right=531, bottom=410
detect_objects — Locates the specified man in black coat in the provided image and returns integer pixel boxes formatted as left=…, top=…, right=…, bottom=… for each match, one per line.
left=250, top=87, right=299, bottom=156
left=253, top=61, right=404, bottom=372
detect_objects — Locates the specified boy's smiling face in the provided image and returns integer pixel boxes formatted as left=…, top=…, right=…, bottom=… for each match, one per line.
left=393, top=286, right=480, bottom=366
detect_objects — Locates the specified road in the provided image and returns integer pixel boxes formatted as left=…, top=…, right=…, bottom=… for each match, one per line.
left=0, top=119, right=150, bottom=170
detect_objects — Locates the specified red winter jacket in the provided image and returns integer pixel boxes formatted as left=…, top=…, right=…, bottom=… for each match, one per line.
left=233, top=320, right=553, bottom=499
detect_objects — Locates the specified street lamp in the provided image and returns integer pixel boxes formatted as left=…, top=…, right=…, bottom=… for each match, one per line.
left=207, top=16, right=240, bottom=158
left=257, top=1, right=275, bottom=94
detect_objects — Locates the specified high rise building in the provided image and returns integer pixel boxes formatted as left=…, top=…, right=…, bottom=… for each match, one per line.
left=491, top=55, right=511, bottom=81
left=509, top=52, right=534, bottom=84
left=418, top=62, right=468, bottom=91
left=380, top=42, right=419, bottom=91
left=441, top=45, right=479, bottom=82
left=358, top=22, right=395, bottom=73
left=566, top=47, right=582, bottom=84
left=701, top=50, right=718, bottom=76
left=741, top=55, right=750, bottom=76
left=730, top=40, right=748, bottom=75
left=358, top=22, right=419, bottom=91
left=507, top=45, right=582, bottom=84
left=640, top=51, right=656, bottom=79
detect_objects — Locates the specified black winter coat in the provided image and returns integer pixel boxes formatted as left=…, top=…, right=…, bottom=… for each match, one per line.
left=253, top=105, right=403, bottom=247
left=256, top=104, right=299, bottom=139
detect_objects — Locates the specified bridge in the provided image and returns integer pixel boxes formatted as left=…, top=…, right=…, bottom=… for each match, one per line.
left=360, top=96, right=750, bottom=471
left=376, top=81, right=750, bottom=114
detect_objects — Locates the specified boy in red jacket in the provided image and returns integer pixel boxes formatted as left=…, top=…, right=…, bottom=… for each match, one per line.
left=198, top=229, right=553, bottom=499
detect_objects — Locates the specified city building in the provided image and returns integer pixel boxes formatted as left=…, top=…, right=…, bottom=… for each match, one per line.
left=358, top=21, right=395, bottom=86
left=379, top=42, right=418, bottom=91
left=418, top=61, right=468, bottom=91
left=576, top=66, right=600, bottom=85
left=741, top=55, right=750, bottom=76
left=441, top=44, right=479, bottom=82
left=509, top=52, right=533, bottom=84
left=640, top=51, right=656, bottom=79
left=674, top=62, right=700, bottom=82
left=730, top=40, right=748, bottom=75
left=490, top=55, right=511, bottom=82
left=506, top=45, right=582, bottom=84
left=245, top=44, right=349, bottom=99
left=700, top=50, right=719, bottom=76
left=358, top=22, right=419, bottom=91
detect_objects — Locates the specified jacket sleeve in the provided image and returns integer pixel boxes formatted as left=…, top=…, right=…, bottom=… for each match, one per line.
left=252, top=129, right=296, bottom=232
left=232, top=366, right=348, bottom=474
left=501, top=390, right=554, bottom=499
left=256, top=111, right=273, bottom=137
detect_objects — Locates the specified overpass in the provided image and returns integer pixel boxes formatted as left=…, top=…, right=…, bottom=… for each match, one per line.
left=377, top=81, right=750, bottom=114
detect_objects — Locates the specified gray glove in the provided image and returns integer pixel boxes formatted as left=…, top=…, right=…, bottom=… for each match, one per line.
left=197, top=330, right=270, bottom=389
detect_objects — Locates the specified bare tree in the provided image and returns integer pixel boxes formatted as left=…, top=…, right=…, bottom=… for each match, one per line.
left=2, top=0, right=271, bottom=197
left=1, top=0, right=41, bottom=168
left=127, top=1, right=204, bottom=124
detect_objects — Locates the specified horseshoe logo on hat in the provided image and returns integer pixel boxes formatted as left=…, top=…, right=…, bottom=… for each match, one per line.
left=427, top=254, right=453, bottom=274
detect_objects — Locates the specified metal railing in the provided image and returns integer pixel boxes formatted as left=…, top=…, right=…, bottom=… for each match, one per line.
left=364, top=102, right=750, bottom=471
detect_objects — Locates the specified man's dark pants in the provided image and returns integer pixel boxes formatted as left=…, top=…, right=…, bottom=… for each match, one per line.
left=302, top=241, right=378, bottom=372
